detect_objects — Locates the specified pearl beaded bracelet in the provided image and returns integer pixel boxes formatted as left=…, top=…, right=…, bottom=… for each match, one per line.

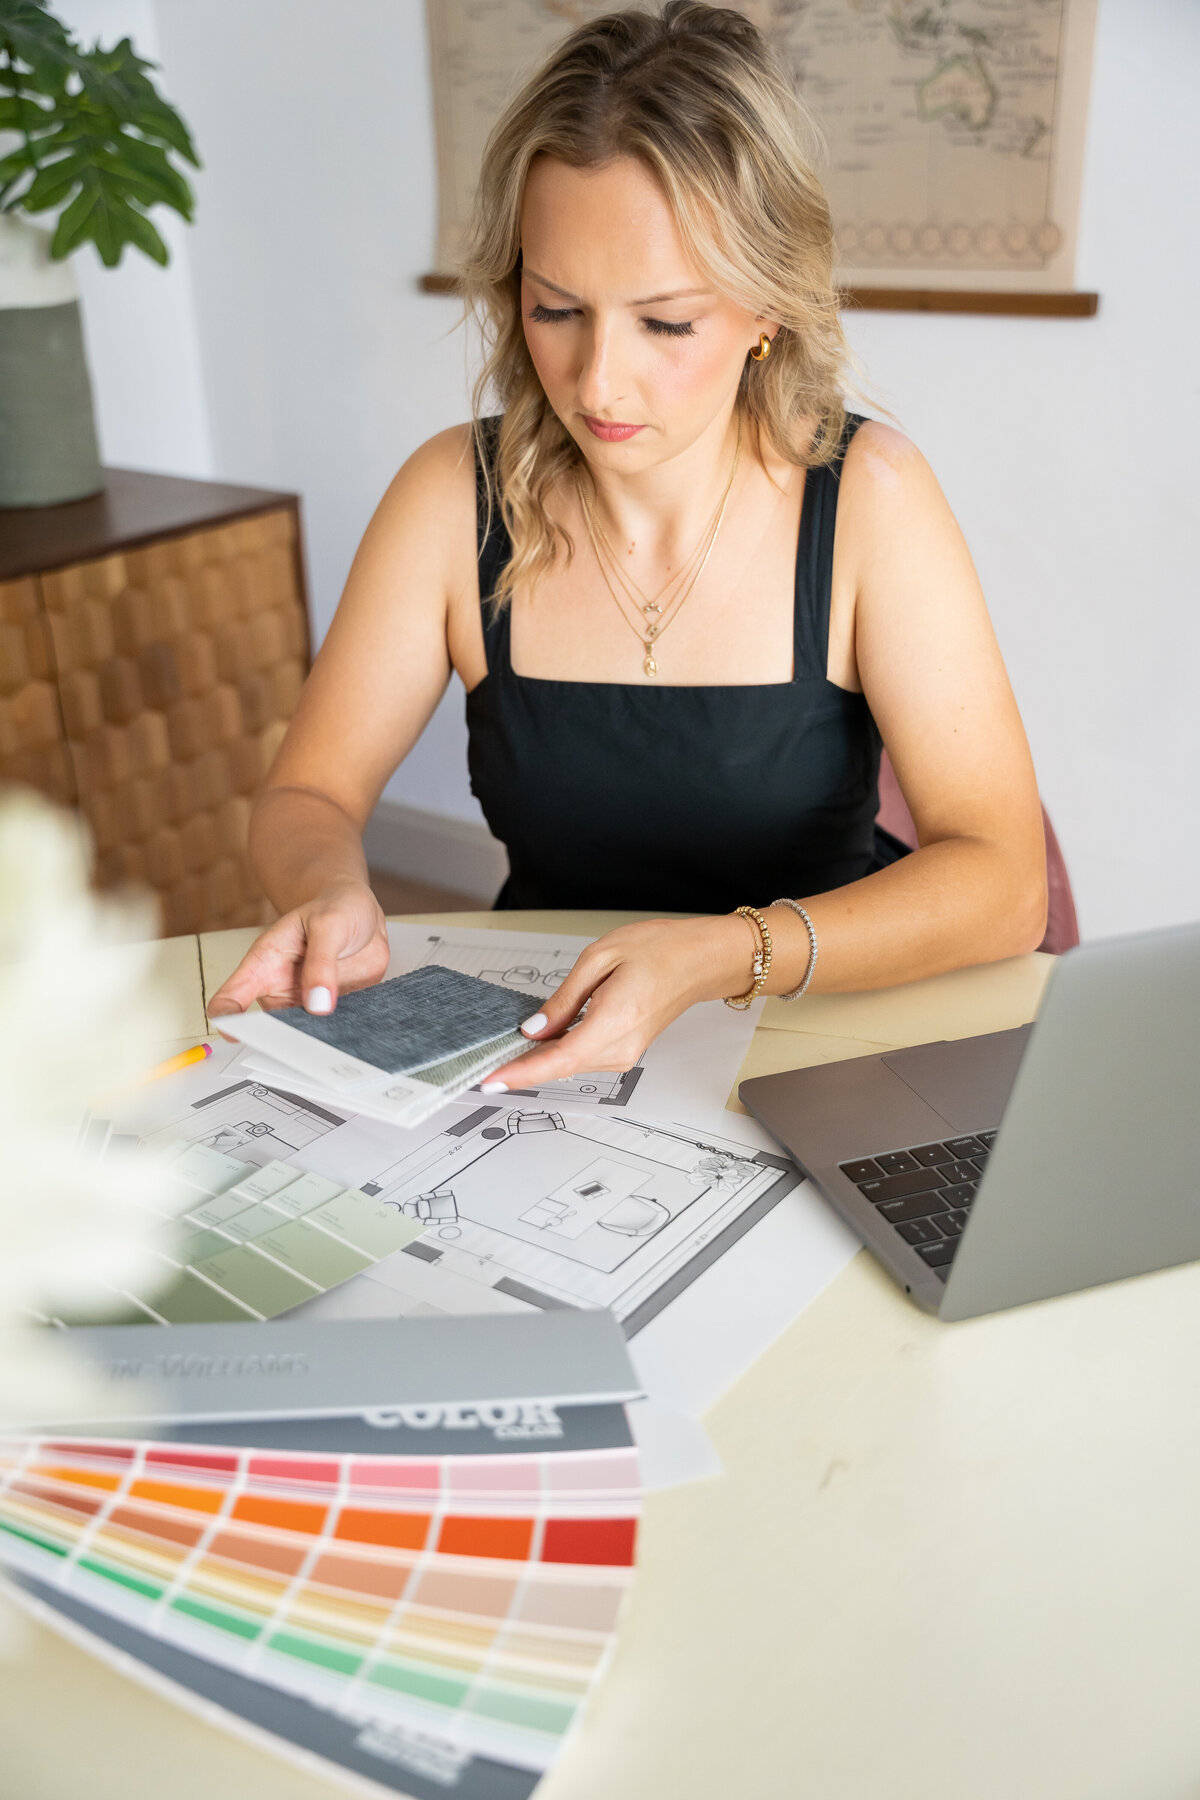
left=769, top=896, right=819, bottom=1000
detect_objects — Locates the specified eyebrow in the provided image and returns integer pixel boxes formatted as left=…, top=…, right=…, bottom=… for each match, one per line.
left=523, top=269, right=712, bottom=306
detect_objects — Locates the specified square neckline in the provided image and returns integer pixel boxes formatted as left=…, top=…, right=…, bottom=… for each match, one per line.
left=472, top=413, right=866, bottom=699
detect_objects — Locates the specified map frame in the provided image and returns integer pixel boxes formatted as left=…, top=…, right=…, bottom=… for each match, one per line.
left=423, top=0, right=1100, bottom=307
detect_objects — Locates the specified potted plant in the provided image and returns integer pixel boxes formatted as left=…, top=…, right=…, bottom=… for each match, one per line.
left=0, top=0, right=198, bottom=507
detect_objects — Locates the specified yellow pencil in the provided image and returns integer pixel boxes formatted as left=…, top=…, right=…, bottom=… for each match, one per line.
left=136, top=1042, right=213, bottom=1086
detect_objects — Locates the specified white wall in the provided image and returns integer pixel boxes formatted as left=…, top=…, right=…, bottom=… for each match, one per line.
left=63, top=0, right=213, bottom=477
left=61, top=0, right=1199, bottom=938
left=841, top=0, right=1200, bottom=940
left=154, top=0, right=477, bottom=819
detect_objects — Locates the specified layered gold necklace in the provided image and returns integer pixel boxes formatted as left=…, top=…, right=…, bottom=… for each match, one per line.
left=577, top=418, right=742, bottom=678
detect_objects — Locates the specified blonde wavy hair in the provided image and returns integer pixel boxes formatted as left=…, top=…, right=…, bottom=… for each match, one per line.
left=459, top=0, right=850, bottom=608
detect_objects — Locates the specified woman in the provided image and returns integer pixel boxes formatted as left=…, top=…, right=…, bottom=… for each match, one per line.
left=209, top=2, right=1047, bottom=1094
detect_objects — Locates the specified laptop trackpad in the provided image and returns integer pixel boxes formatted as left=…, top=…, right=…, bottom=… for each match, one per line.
left=882, top=1026, right=1032, bottom=1131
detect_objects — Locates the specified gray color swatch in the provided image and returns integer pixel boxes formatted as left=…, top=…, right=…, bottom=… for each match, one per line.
left=272, top=964, right=543, bottom=1074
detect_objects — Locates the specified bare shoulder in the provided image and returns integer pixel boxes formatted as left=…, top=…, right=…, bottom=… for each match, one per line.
left=840, top=418, right=941, bottom=510
left=837, top=417, right=966, bottom=575
left=349, top=422, right=479, bottom=609
left=377, top=422, right=476, bottom=524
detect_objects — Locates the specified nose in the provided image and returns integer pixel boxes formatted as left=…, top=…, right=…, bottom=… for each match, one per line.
left=575, top=315, right=627, bottom=417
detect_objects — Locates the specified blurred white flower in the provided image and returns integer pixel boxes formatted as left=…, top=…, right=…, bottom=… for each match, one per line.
left=0, top=787, right=183, bottom=1428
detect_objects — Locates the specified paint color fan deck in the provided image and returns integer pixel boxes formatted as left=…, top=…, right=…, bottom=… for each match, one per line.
left=0, top=1402, right=643, bottom=1797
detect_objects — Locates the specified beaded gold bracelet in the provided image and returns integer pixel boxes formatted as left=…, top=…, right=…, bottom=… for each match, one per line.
left=723, top=905, right=772, bottom=1010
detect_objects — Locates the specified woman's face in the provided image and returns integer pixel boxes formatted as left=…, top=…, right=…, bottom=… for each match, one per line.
left=519, top=155, right=767, bottom=471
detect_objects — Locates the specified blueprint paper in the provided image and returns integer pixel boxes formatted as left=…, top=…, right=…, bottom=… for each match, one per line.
left=103, top=925, right=857, bottom=1400
left=115, top=1047, right=802, bottom=1332
left=628, top=1188, right=860, bottom=1417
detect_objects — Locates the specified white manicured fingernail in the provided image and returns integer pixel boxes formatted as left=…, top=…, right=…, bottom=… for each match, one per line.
left=305, top=986, right=333, bottom=1014
left=480, top=1080, right=508, bottom=1094
left=521, top=1013, right=548, bottom=1036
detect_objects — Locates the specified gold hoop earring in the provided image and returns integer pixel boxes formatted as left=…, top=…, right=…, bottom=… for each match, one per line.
left=750, top=333, right=772, bottom=362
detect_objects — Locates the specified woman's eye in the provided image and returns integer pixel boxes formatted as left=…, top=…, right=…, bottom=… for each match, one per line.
left=528, top=304, right=694, bottom=338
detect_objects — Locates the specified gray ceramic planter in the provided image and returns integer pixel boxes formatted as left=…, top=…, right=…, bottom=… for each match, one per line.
left=0, top=216, right=103, bottom=509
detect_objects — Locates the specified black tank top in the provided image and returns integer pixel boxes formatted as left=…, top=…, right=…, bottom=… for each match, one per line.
left=466, top=413, right=896, bottom=912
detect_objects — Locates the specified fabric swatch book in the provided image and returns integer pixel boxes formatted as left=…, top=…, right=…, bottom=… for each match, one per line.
left=0, top=1314, right=645, bottom=1797
left=216, top=966, right=544, bottom=1127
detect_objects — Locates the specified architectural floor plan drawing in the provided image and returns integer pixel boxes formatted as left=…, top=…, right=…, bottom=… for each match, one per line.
left=100, top=926, right=782, bottom=1335
left=112, top=1048, right=794, bottom=1335
left=354, top=1100, right=799, bottom=1330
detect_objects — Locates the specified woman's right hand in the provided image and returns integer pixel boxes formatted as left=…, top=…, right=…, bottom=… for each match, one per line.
left=206, top=879, right=390, bottom=1019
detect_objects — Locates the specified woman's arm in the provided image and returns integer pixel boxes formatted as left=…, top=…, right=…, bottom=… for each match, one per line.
left=761, top=418, right=1048, bottom=991
left=209, top=426, right=478, bottom=1016
left=482, top=423, right=1048, bottom=1086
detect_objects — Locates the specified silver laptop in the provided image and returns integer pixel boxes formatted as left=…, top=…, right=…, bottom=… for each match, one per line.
left=738, top=921, right=1200, bottom=1320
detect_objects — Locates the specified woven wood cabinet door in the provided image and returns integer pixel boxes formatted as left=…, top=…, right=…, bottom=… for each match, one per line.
left=0, top=574, right=76, bottom=805
left=40, top=506, right=307, bottom=937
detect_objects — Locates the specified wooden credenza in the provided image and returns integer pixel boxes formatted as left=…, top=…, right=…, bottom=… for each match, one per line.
left=0, top=468, right=310, bottom=936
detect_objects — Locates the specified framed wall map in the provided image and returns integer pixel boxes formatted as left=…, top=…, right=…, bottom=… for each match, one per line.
left=423, top=0, right=1099, bottom=316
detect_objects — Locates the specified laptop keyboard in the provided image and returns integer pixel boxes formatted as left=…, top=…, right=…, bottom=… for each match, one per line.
left=838, top=1133, right=997, bottom=1282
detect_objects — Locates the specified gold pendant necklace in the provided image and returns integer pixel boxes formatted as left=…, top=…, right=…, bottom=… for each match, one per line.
left=579, top=419, right=742, bottom=678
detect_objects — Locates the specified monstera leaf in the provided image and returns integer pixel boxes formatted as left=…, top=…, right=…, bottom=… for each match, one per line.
left=0, top=2, right=198, bottom=266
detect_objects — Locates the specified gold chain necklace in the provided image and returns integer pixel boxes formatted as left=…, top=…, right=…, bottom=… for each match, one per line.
left=578, top=420, right=742, bottom=678
left=581, top=416, right=742, bottom=628
left=583, top=495, right=724, bottom=674
left=583, top=465, right=721, bottom=622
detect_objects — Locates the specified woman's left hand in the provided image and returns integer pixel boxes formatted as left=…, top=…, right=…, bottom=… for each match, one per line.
left=478, top=916, right=746, bottom=1090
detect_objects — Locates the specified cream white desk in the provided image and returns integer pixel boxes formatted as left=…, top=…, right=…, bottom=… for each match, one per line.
left=5, top=914, right=1199, bottom=1800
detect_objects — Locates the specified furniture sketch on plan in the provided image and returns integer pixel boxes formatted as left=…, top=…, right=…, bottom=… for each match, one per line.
left=151, top=1078, right=343, bottom=1164
left=369, top=1107, right=764, bottom=1277
left=401, top=1187, right=462, bottom=1239
left=598, top=1196, right=671, bottom=1237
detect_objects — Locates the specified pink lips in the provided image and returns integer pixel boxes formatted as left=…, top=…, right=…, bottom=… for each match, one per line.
left=582, top=416, right=644, bottom=442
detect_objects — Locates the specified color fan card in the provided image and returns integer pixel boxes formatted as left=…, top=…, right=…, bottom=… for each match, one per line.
left=0, top=1442, right=637, bottom=1773
left=0, top=1433, right=641, bottom=1507
left=12, top=1573, right=545, bottom=1800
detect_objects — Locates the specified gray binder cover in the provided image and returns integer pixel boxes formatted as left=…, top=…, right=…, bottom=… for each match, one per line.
left=16, top=1310, right=638, bottom=1427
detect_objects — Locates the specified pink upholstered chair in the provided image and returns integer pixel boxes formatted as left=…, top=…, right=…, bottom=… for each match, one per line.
left=876, top=751, right=1079, bottom=955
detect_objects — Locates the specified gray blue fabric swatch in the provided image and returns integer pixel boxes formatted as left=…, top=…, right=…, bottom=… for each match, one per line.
left=272, top=964, right=543, bottom=1074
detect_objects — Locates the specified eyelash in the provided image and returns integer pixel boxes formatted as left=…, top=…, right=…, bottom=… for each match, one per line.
left=529, top=303, right=695, bottom=338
